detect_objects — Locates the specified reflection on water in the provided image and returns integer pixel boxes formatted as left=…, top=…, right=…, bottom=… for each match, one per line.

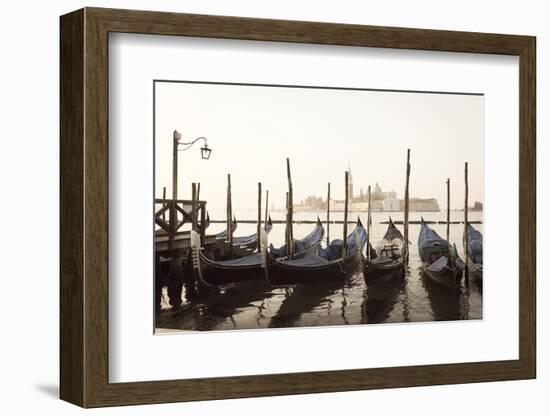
left=363, top=277, right=405, bottom=324
left=156, top=211, right=482, bottom=332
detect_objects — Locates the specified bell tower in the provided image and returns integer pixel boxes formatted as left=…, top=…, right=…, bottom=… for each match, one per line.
left=347, top=162, right=354, bottom=199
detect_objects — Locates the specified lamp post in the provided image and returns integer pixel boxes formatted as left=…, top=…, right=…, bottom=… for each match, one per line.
left=167, top=130, right=212, bottom=307
left=169, top=130, right=212, bottom=237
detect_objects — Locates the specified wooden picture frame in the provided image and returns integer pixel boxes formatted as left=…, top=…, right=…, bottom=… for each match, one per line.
left=60, top=7, right=536, bottom=408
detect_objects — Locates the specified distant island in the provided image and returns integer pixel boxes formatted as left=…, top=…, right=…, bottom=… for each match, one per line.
left=460, top=201, right=483, bottom=212
left=293, top=170, right=441, bottom=213
left=272, top=167, right=483, bottom=213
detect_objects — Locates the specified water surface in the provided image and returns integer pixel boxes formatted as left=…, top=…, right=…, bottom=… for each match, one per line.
left=156, top=210, right=482, bottom=332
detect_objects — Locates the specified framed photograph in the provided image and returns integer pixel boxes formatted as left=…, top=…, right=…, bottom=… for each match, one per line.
left=60, top=7, right=536, bottom=408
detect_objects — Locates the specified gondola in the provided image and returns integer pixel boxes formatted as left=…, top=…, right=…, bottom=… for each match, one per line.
left=464, top=223, right=483, bottom=280
left=216, top=216, right=273, bottom=258
left=203, top=212, right=210, bottom=230
left=191, top=220, right=325, bottom=286
left=362, top=217, right=405, bottom=284
left=418, top=218, right=463, bottom=289
left=269, top=217, right=325, bottom=259
left=264, top=218, right=366, bottom=286
left=214, top=216, right=237, bottom=240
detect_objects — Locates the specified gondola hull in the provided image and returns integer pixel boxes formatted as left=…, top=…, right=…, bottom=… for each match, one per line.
left=464, top=223, right=483, bottom=281
left=266, top=253, right=361, bottom=286
left=197, top=252, right=265, bottom=286
left=362, top=256, right=405, bottom=284
left=466, top=257, right=483, bottom=281
left=421, top=261, right=462, bottom=290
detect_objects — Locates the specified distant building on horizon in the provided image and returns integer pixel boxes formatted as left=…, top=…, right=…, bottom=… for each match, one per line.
left=295, top=165, right=440, bottom=212
left=472, top=201, right=483, bottom=211
left=402, top=198, right=440, bottom=212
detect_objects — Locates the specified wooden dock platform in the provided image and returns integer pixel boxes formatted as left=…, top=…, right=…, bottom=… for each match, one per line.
left=155, top=231, right=217, bottom=254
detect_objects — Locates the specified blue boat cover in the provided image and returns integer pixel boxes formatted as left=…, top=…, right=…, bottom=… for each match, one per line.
left=426, top=255, right=449, bottom=272
left=466, top=223, right=483, bottom=264
left=418, top=221, right=450, bottom=263
left=206, top=252, right=263, bottom=267
left=318, top=223, right=367, bottom=261
left=232, top=233, right=257, bottom=246
left=278, top=254, right=330, bottom=267
left=370, top=255, right=394, bottom=266
left=231, top=220, right=273, bottom=246
left=383, top=218, right=404, bottom=241
left=269, top=221, right=324, bottom=258
left=215, top=219, right=237, bottom=240
left=277, top=223, right=367, bottom=269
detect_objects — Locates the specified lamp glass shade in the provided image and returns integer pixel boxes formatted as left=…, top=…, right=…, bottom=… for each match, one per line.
left=200, top=144, right=212, bottom=160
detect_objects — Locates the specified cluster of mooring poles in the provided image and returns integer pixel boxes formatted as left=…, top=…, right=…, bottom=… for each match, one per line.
left=444, top=161, right=471, bottom=286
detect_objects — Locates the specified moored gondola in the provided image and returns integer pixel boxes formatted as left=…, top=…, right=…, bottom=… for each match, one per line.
left=362, top=217, right=405, bottom=284
left=214, top=216, right=237, bottom=240
left=216, top=216, right=273, bottom=258
left=464, top=223, right=483, bottom=280
left=269, top=217, right=325, bottom=259
left=418, top=218, right=463, bottom=289
left=191, top=220, right=325, bottom=286
left=264, top=218, right=366, bottom=286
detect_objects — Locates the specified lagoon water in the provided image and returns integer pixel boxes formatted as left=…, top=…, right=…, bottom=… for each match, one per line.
left=155, top=210, right=482, bottom=332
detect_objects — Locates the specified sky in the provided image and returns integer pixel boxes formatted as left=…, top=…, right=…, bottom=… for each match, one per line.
left=154, top=81, right=483, bottom=213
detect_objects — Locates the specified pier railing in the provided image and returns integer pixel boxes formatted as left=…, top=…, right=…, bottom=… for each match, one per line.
left=154, top=198, right=207, bottom=239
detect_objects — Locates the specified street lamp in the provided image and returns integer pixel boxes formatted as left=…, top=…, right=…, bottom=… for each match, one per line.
left=200, top=142, right=212, bottom=160
left=177, top=135, right=212, bottom=160
left=169, top=130, right=212, bottom=238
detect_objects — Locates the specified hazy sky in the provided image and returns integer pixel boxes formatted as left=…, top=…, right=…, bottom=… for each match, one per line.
left=154, top=81, right=483, bottom=212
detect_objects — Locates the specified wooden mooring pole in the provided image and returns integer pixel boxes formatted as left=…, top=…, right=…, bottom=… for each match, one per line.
left=196, top=182, right=205, bottom=245
left=191, top=183, right=197, bottom=232
left=189, top=182, right=202, bottom=298
left=264, top=190, right=269, bottom=227
left=464, top=162, right=469, bottom=284
left=366, top=185, right=372, bottom=259
left=200, top=204, right=206, bottom=246
left=326, top=182, right=331, bottom=244
left=226, top=173, right=233, bottom=258
left=285, top=192, right=290, bottom=253
left=257, top=182, right=262, bottom=251
left=286, top=158, right=294, bottom=256
left=342, top=171, right=349, bottom=259
left=446, top=178, right=450, bottom=244
left=162, top=186, right=167, bottom=221
left=403, top=149, right=411, bottom=265
left=168, top=130, right=182, bottom=308
left=169, top=131, right=181, bottom=251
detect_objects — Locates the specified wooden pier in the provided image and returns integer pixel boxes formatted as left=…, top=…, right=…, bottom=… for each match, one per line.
left=154, top=197, right=215, bottom=254
left=154, top=193, right=221, bottom=310
left=155, top=231, right=217, bottom=253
